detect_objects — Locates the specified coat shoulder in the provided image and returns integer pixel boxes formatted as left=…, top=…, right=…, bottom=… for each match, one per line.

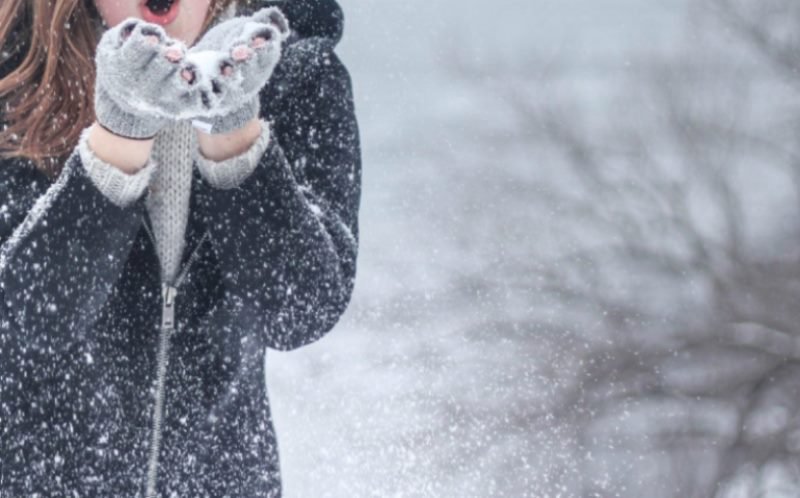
left=275, top=36, right=351, bottom=88
left=0, top=158, right=51, bottom=198
left=0, top=158, right=51, bottom=231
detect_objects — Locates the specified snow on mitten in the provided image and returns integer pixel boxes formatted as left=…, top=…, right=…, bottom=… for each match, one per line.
left=183, top=7, right=290, bottom=135
left=94, top=18, right=196, bottom=139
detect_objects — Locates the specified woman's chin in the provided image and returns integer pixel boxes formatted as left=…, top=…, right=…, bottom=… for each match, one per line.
left=165, top=28, right=199, bottom=47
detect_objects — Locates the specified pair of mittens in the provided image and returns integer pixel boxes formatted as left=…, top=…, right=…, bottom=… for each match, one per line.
left=94, top=7, right=290, bottom=139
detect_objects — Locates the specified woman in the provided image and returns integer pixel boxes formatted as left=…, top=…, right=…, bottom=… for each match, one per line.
left=0, top=0, right=360, bottom=496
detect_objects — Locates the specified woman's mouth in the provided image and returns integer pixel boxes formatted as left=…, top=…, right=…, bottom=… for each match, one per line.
left=140, top=0, right=180, bottom=26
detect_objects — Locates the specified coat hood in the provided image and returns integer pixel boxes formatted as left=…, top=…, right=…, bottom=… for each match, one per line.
left=238, top=0, right=344, bottom=46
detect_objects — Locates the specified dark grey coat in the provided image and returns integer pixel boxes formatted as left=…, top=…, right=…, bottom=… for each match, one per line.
left=0, top=0, right=360, bottom=495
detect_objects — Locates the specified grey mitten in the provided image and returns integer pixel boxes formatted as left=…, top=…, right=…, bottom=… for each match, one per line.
left=94, top=19, right=199, bottom=139
left=183, top=7, right=290, bottom=135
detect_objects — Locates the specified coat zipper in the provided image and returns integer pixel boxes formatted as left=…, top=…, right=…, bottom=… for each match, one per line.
left=142, top=218, right=209, bottom=497
left=145, top=283, right=174, bottom=498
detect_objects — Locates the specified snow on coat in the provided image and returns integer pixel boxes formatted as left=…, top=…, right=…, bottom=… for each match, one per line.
left=0, top=0, right=361, bottom=495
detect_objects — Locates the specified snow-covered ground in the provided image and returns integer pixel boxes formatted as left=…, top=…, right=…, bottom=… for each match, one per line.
left=267, top=1, right=690, bottom=496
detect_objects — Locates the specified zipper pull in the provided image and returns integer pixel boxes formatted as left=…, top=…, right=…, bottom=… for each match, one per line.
left=161, top=283, right=177, bottom=331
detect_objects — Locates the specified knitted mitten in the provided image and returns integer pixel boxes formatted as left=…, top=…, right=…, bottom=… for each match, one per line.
left=183, top=7, right=290, bottom=134
left=94, top=18, right=197, bottom=139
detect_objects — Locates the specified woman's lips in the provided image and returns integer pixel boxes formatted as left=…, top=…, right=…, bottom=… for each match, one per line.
left=140, top=0, right=180, bottom=26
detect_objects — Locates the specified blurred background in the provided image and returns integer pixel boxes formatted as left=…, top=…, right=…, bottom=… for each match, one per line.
left=267, top=0, right=800, bottom=496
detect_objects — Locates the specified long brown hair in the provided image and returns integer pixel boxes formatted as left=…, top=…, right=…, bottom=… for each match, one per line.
left=0, top=0, right=237, bottom=180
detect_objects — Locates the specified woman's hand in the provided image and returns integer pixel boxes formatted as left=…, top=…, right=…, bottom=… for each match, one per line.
left=182, top=7, right=290, bottom=135
left=94, top=18, right=200, bottom=139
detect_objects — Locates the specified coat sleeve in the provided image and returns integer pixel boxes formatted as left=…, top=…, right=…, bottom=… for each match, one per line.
left=193, top=42, right=361, bottom=351
left=0, top=145, right=149, bottom=351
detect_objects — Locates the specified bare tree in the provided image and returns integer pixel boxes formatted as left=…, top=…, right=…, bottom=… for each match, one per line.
left=436, top=0, right=800, bottom=496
